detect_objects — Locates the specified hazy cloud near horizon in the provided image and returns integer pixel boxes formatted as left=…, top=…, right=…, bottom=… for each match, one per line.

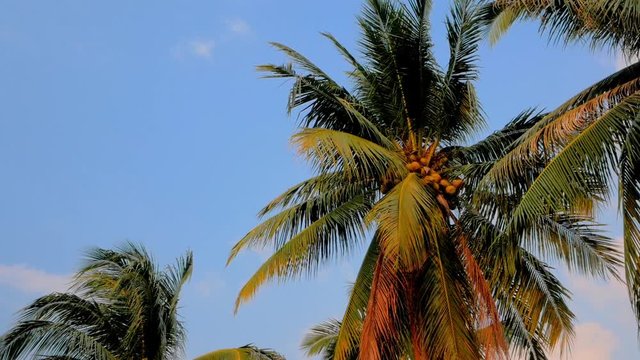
left=0, top=264, right=70, bottom=294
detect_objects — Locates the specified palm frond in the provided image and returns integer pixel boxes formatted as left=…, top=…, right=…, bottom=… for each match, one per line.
left=195, top=344, right=285, bottom=360
left=524, top=214, right=621, bottom=280
left=292, top=128, right=406, bottom=181
left=620, top=115, right=640, bottom=334
left=332, top=239, right=380, bottom=360
left=367, top=173, right=446, bottom=269
left=233, top=195, right=370, bottom=312
left=359, top=253, right=405, bottom=360
left=501, top=92, right=640, bottom=238
left=490, top=0, right=640, bottom=53
left=493, top=250, right=574, bottom=354
left=301, top=319, right=342, bottom=360
left=228, top=175, right=374, bottom=264
left=0, top=321, right=117, bottom=360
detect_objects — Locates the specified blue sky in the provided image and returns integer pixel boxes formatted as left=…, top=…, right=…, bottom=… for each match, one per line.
left=0, top=1, right=637, bottom=359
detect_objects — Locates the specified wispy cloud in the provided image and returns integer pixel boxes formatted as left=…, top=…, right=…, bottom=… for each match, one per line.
left=226, top=18, right=251, bottom=35
left=189, top=39, right=215, bottom=59
left=550, top=322, right=618, bottom=360
left=172, top=39, right=215, bottom=60
left=0, top=264, right=70, bottom=294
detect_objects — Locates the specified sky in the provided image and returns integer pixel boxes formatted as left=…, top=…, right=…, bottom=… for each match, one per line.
left=0, top=1, right=637, bottom=359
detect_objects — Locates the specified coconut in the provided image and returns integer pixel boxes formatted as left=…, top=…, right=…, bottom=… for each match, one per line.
left=445, top=185, right=456, bottom=195
left=406, top=162, right=421, bottom=172
left=451, top=179, right=464, bottom=188
left=431, top=183, right=440, bottom=191
left=439, top=179, right=451, bottom=187
left=431, top=172, right=442, bottom=182
left=419, top=157, right=429, bottom=165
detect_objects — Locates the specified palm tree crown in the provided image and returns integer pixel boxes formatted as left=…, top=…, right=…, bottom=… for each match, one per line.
left=0, top=243, right=193, bottom=360
left=228, top=0, right=621, bottom=359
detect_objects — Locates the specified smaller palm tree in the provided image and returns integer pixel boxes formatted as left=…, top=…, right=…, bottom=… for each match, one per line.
left=195, top=344, right=286, bottom=360
left=0, top=242, right=193, bottom=360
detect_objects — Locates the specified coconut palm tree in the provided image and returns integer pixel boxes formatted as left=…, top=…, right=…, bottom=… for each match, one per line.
left=0, top=243, right=193, bottom=360
left=227, top=0, right=621, bottom=359
left=195, top=344, right=285, bottom=360
left=483, top=0, right=640, bottom=335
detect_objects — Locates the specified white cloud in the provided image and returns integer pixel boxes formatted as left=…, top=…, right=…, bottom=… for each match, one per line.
left=226, top=18, right=251, bottom=35
left=189, top=39, right=215, bottom=59
left=0, top=264, right=70, bottom=294
left=550, top=323, right=618, bottom=360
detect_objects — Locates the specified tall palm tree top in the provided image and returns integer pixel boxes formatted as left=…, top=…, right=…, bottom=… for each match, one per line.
left=227, top=0, right=621, bottom=359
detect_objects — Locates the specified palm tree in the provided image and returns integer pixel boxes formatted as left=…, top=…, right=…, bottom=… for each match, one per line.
left=195, top=344, right=285, bottom=360
left=227, top=0, right=621, bottom=359
left=483, top=0, right=640, bottom=335
left=0, top=243, right=193, bottom=360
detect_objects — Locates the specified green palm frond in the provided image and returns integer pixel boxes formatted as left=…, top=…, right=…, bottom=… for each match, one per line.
left=367, top=173, right=446, bottom=268
left=331, top=239, right=380, bottom=360
left=501, top=302, right=549, bottom=360
left=233, top=194, right=371, bottom=312
left=257, top=47, right=393, bottom=148
left=292, top=128, right=406, bottom=182
left=301, top=319, right=343, bottom=360
left=441, top=0, right=491, bottom=140
left=0, top=321, right=117, bottom=360
left=526, top=214, right=621, bottom=279
left=495, top=250, right=574, bottom=353
left=229, top=174, right=374, bottom=264
left=257, top=172, right=374, bottom=217
left=418, top=234, right=479, bottom=359
left=489, top=0, right=640, bottom=54
left=486, top=4, right=523, bottom=45
left=502, top=93, right=640, bottom=237
left=620, top=115, right=640, bottom=333
left=458, top=109, right=544, bottom=164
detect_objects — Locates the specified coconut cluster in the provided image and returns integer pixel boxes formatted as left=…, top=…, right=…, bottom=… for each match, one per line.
left=380, top=152, right=465, bottom=201
left=406, top=154, right=463, bottom=196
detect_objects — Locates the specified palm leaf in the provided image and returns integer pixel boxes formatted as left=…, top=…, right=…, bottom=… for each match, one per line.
left=233, top=195, right=370, bottom=312
left=367, top=173, right=446, bottom=269
left=195, top=344, right=285, bottom=360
